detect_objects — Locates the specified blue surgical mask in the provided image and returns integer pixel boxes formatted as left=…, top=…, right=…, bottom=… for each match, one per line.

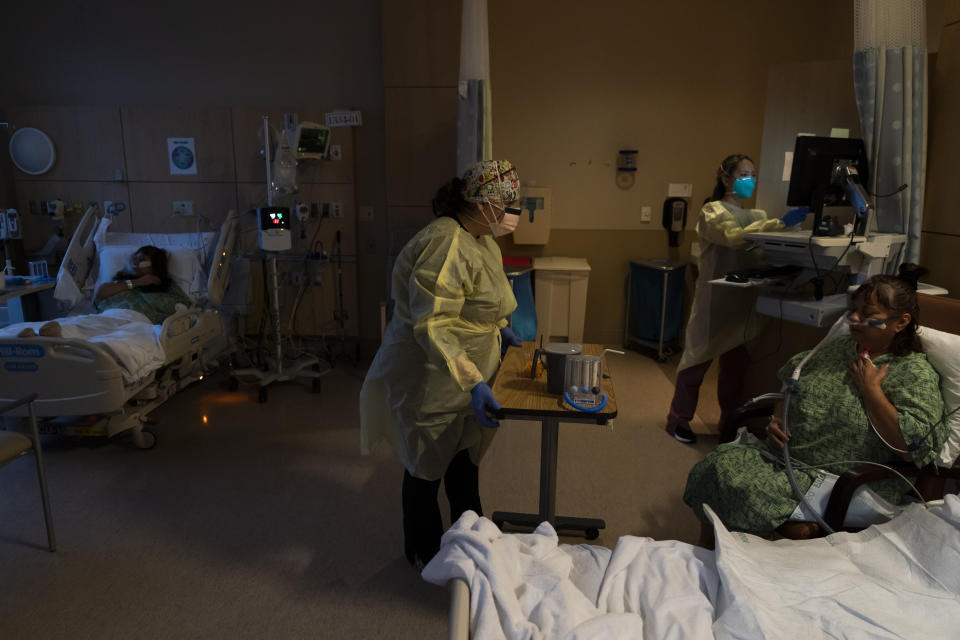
left=733, top=176, right=756, bottom=199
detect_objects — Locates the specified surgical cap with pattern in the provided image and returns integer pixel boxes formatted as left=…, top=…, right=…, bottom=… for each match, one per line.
left=461, top=160, right=520, bottom=204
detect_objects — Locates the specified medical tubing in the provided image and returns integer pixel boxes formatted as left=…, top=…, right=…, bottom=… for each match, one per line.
left=563, top=392, right=607, bottom=413
left=782, top=389, right=835, bottom=534
left=780, top=313, right=852, bottom=535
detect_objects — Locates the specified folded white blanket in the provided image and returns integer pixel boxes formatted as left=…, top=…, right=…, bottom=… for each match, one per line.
left=0, top=309, right=165, bottom=382
left=423, top=512, right=718, bottom=639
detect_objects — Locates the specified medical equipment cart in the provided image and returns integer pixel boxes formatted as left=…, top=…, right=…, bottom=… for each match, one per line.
left=624, top=259, right=685, bottom=361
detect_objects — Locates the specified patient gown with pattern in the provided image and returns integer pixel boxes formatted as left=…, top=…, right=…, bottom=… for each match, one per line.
left=95, top=282, right=193, bottom=325
left=684, top=336, right=947, bottom=537
left=360, top=217, right=516, bottom=481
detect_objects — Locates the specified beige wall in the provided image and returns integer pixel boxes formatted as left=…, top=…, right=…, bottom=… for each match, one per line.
left=0, top=1, right=384, bottom=341
left=489, top=1, right=855, bottom=345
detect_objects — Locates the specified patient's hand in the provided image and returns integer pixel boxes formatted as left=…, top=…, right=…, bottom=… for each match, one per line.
left=766, top=415, right=789, bottom=450
left=849, top=357, right=888, bottom=394
left=133, top=274, right=161, bottom=288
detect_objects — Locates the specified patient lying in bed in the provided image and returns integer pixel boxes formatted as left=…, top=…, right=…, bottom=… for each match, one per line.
left=93, top=245, right=192, bottom=324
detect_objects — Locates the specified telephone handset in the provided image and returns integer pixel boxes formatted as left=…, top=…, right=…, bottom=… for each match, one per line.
left=662, top=197, right=688, bottom=247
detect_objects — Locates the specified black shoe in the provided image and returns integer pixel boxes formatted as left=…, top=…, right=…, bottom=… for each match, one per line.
left=668, top=424, right=697, bottom=444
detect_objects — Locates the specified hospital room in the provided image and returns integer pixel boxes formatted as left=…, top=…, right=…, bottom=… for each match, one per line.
left=2, top=0, right=960, bottom=638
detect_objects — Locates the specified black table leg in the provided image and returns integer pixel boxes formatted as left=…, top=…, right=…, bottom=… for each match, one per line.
left=492, top=417, right=606, bottom=540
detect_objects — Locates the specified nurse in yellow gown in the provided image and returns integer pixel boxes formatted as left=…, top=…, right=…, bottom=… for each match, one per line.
left=359, top=160, right=522, bottom=568
left=665, top=154, right=809, bottom=445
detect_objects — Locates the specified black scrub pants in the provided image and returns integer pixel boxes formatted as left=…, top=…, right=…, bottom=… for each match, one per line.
left=402, top=448, right=481, bottom=567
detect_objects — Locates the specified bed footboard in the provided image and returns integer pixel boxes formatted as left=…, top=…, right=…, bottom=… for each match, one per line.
left=0, top=337, right=133, bottom=416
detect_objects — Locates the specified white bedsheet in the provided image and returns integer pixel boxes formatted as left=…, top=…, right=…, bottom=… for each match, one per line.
left=0, top=309, right=165, bottom=383
left=425, top=497, right=960, bottom=639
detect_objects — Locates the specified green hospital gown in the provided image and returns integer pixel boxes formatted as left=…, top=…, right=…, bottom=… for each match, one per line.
left=95, top=283, right=193, bottom=324
left=683, top=336, right=946, bottom=536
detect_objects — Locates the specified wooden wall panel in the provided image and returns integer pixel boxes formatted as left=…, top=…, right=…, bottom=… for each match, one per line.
left=947, top=0, right=960, bottom=24
left=385, top=88, right=458, bottom=207
left=4, top=106, right=125, bottom=182
left=919, top=232, right=960, bottom=295
left=12, top=181, right=132, bottom=250
left=231, top=108, right=355, bottom=185
left=924, top=21, right=960, bottom=236
left=756, top=60, right=862, bottom=217
left=127, top=182, right=238, bottom=233
left=381, top=0, right=461, bottom=87
left=121, top=107, right=236, bottom=182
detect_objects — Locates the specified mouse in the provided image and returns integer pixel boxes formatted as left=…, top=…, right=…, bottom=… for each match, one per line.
left=725, top=273, right=749, bottom=283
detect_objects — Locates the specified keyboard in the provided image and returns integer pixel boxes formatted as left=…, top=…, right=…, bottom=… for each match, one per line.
left=725, top=265, right=803, bottom=280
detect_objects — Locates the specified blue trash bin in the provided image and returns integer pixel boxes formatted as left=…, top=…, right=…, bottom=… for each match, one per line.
left=505, top=268, right=537, bottom=342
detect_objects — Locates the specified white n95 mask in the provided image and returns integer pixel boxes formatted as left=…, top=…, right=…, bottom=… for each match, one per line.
left=491, top=208, right=521, bottom=237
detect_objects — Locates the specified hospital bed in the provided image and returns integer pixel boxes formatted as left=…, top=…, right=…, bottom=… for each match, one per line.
left=435, top=293, right=960, bottom=639
left=0, top=206, right=238, bottom=448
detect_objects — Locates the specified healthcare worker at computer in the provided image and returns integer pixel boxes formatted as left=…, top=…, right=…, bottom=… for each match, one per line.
left=665, top=154, right=809, bottom=444
left=360, top=160, right=523, bottom=569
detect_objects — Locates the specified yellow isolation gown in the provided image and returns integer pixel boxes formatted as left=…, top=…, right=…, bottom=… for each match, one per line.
left=360, top=217, right=517, bottom=480
left=678, top=200, right=785, bottom=371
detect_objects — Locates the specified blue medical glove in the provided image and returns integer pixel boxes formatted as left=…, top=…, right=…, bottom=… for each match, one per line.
left=780, top=206, right=810, bottom=228
left=470, top=381, right=501, bottom=428
left=500, top=326, right=521, bottom=357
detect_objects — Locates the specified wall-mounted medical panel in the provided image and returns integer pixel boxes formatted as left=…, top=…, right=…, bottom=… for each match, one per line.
left=12, top=181, right=133, bottom=250
left=127, top=182, right=238, bottom=234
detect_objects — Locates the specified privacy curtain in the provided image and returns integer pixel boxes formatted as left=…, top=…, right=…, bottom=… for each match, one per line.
left=456, top=0, right=492, bottom=176
left=853, top=0, right=928, bottom=265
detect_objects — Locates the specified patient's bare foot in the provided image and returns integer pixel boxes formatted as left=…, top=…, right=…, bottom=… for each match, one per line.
left=17, top=327, right=36, bottom=337
left=775, top=521, right=822, bottom=539
left=38, top=321, right=62, bottom=337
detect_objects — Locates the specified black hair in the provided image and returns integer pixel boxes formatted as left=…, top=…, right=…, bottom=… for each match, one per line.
left=852, top=263, right=930, bottom=356
left=708, top=153, right=754, bottom=204
left=114, top=245, right=172, bottom=292
left=432, top=177, right=470, bottom=219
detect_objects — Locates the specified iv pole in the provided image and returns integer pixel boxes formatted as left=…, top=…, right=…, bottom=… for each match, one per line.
left=228, top=115, right=326, bottom=403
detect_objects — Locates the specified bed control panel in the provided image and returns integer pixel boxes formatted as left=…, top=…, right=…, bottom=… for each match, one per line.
left=257, top=207, right=292, bottom=251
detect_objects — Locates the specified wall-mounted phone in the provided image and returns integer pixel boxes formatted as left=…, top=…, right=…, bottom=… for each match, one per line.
left=662, top=197, right=688, bottom=247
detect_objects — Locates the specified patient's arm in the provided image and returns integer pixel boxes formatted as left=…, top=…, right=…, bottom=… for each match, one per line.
left=95, top=275, right=160, bottom=300
left=850, top=359, right=912, bottom=461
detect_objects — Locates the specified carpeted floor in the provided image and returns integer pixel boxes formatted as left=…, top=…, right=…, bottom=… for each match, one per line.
left=0, top=348, right=721, bottom=638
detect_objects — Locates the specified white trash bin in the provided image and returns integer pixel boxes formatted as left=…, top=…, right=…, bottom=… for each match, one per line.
left=533, top=257, right=591, bottom=344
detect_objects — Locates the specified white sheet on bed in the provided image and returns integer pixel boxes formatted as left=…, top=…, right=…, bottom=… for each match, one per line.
left=0, top=309, right=165, bottom=383
left=425, top=498, right=960, bottom=639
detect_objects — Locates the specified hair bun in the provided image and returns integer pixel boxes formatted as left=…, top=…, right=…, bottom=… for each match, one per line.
left=897, top=263, right=928, bottom=291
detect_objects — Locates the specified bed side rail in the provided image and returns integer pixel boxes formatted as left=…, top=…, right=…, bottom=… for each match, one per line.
left=207, top=210, right=238, bottom=307
left=159, top=308, right=224, bottom=358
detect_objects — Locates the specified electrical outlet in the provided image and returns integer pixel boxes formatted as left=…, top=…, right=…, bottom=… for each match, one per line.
left=172, top=200, right=194, bottom=216
left=640, top=206, right=652, bottom=223
left=331, top=202, right=343, bottom=218
left=329, top=144, right=342, bottom=161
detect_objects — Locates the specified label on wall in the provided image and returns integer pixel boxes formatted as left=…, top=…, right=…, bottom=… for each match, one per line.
left=325, top=111, right=363, bottom=127
left=168, top=138, right=198, bottom=175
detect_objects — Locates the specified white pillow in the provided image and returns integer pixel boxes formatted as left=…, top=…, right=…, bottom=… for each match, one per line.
left=918, top=327, right=960, bottom=467
left=94, top=245, right=203, bottom=302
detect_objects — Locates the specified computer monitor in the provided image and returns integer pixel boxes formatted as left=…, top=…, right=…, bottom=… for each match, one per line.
left=787, top=136, right=870, bottom=237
